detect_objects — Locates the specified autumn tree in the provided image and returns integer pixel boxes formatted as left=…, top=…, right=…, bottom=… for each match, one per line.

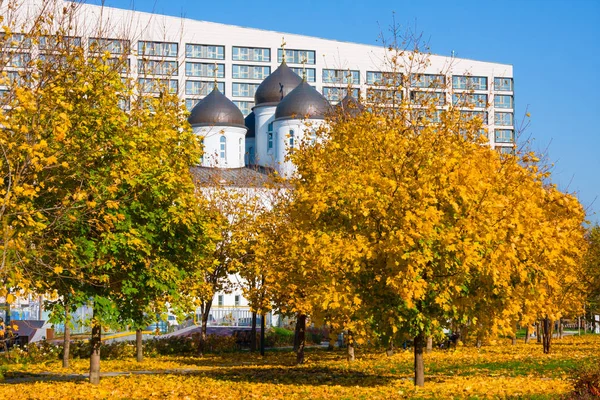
left=1, top=0, right=210, bottom=383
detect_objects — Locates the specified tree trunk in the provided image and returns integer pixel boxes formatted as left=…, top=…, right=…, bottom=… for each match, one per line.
left=426, top=336, right=433, bottom=353
left=198, top=301, right=211, bottom=355
left=414, top=332, right=425, bottom=387
left=250, top=312, right=257, bottom=353
left=559, top=318, right=563, bottom=339
left=136, top=329, right=143, bottom=362
left=293, top=316, right=301, bottom=352
left=524, top=325, right=530, bottom=344
left=542, top=317, right=553, bottom=354
left=511, top=320, right=517, bottom=345
left=536, top=322, right=542, bottom=343
left=62, top=305, right=70, bottom=368
left=260, top=313, right=265, bottom=356
left=347, top=329, right=355, bottom=361
left=386, top=337, right=394, bottom=356
left=89, top=317, right=101, bottom=385
left=295, top=314, right=306, bottom=365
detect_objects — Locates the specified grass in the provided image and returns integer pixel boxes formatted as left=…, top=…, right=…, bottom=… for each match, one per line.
left=0, top=334, right=598, bottom=399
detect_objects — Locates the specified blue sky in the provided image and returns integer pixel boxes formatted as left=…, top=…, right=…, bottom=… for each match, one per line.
left=87, top=0, right=600, bottom=223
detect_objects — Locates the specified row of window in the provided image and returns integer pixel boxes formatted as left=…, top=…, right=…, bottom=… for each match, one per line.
left=216, top=294, right=242, bottom=306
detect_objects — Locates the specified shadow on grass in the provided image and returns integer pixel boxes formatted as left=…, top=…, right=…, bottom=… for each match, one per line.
left=1, top=349, right=403, bottom=387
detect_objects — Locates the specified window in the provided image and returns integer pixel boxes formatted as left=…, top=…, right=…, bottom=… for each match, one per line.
left=185, top=43, right=224, bottom=60
left=118, top=97, right=130, bottom=111
left=366, top=88, right=402, bottom=103
left=138, top=78, right=178, bottom=94
left=322, top=69, right=360, bottom=84
left=415, top=109, right=443, bottom=123
left=410, top=74, right=446, bottom=88
left=494, top=95, right=513, bottom=109
left=218, top=295, right=224, bottom=306
left=232, top=65, right=270, bottom=80
left=495, top=112, right=514, bottom=126
left=138, top=59, right=178, bottom=76
left=1, top=33, right=31, bottom=49
left=232, top=82, right=260, bottom=97
left=4, top=52, right=31, bottom=68
left=322, top=87, right=359, bottom=102
left=453, top=75, right=488, bottom=90
left=289, top=129, right=295, bottom=148
left=234, top=295, right=240, bottom=307
left=232, top=46, right=270, bottom=62
left=220, top=136, right=227, bottom=159
left=39, top=35, right=81, bottom=51
left=460, top=110, right=489, bottom=124
left=452, top=93, right=488, bottom=108
left=494, top=77, right=513, bottom=91
left=186, top=98, right=201, bottom=110
left=267, top=122, right=274, bottom=150
left=89, top=38, right=129, bottom=54
left=137, top=41, right=178, bottom=57
left=233, top=100, right=254, bottom=116
left=98, top=57, right=129, bottom=74
left=497, top=146, right=515, bottom=155
left=495, top=129, right=514, bottom=143
left=290, top=67, right=315, bottom=82
left=186, top=62, right=224, bottom=78
left=277, top=48, right=315, bottom=64
left=367, top=71, right=403, bottom=86
left=186, top=81, right=224, bottom=96
left=411, top=91, right=445, bottom=106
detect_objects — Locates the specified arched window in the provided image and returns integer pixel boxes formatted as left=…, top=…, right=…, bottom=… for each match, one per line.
left=239, top=138, right=243, bottom=163
left=289, top=129, right=295, bottom=148
left=220, top=136, right=226, bottom=159
left=267, top=122, right=274, bottom=150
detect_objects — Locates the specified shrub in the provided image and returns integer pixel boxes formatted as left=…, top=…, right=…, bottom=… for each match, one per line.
left=265, top=327, right=294, bottom=347
left=566, top=362, right=600, bottom=399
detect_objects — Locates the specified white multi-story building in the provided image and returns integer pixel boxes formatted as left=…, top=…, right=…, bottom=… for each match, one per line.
left=1, top=0, right=516, bottom=324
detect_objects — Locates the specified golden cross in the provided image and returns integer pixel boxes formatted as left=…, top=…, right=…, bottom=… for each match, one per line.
left=281, top=37, right=287, bottom=63
left=301, top=55, right=307, bottom=81
left=213, top=62, right=219, bottom=90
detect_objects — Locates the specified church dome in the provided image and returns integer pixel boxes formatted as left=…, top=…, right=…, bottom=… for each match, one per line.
left=245, top=112, right=255, bottom=138
left=335, top=93, right=364, bottom=117
left=254, top=62, right=302, bottom=107
left=188, top=87, right=246, bottom=128
left=275, top=80, right=331, bottom=120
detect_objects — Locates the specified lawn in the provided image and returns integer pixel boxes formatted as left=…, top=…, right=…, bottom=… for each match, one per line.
left=1, top=334, right=598, bottom=399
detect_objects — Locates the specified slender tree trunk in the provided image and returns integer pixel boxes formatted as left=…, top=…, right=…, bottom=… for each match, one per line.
left=295, top=314, right=306, bottom=365
left=250, top=312, right=257, bottom=353
left=89, top=315, right=101, bottom=385
left=198, top=301, right=211, bottom=355
left=62, top=305, right=70, bottom=368
left=426, top=336, right=433, bottom=353
left=414, top=332, right=425, bottom=387
left=524, top=325, right=530, bottom=344
left=347, top=329, right=355, bottom=361
left=559, top=318, right=563, bottom=339
left=542, top=317, right=553, bottom=354
left=136, top=329, right=143, bottom=362
left=260, top=313, right=265, bottom=356
left=536, top=322, right=542, bottom=343
left=511, top=320, right=517, bottom=345
left=386, top=339, right=394, bottom=356
left=293, top=317, right=301, bottom=352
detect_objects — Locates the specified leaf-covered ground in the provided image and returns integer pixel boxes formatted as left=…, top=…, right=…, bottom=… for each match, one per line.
left=1, top=334, right=598, bottom=399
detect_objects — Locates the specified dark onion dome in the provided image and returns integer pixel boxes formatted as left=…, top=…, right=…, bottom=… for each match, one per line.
left=188, top=86, right=246, bottom=129
left=336, top=93, right=364, bottom=116
left=245, top=112, right=255, bottom=138
left=254, top=61, right=302, bottom=107
left=275, top=80, right=331, bottom=121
